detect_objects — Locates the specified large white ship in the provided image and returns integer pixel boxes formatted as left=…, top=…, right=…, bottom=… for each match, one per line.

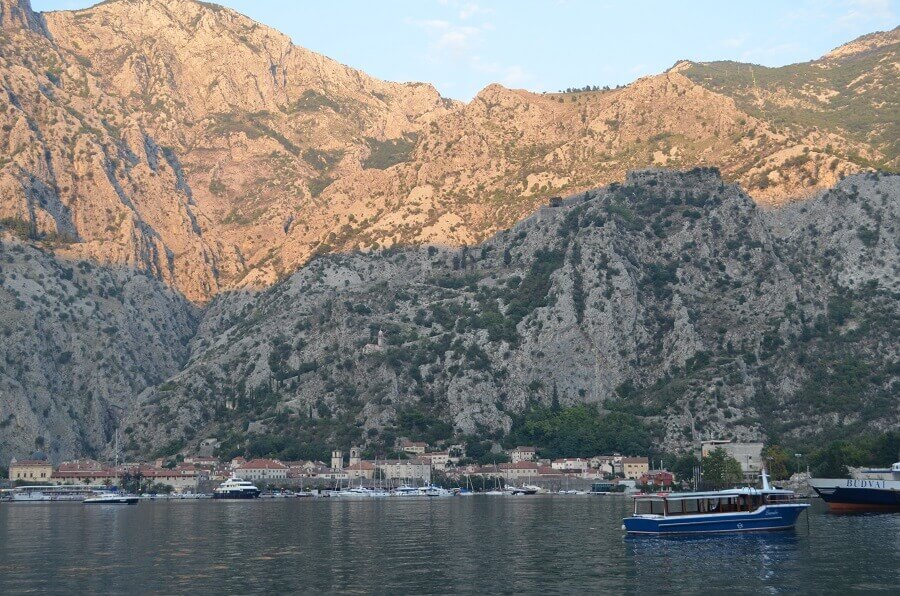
left=808, top=462, right=900, bottom=512
left=2, top=485, right=107, bottom=502
left=212, top=477, right=261, bottom=499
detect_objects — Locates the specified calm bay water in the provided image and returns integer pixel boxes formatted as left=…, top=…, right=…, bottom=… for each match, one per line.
left=0, top=497, right=896, bottom=594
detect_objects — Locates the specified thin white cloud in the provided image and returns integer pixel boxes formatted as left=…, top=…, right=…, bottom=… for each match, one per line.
left=405, top=5, right=530, bottom=97
left=837, top=0, right=896, bottom=28
left=437, top=25, right=483, bottom=51
left=405, top=18, right=484, bottom=54
left=501, top=65, right=532, bottom=87
left=722, top=35, right=747, bottom=49
left=459, top=2, right=493, bottom=20
left=471, top=57, right=534, bottom=87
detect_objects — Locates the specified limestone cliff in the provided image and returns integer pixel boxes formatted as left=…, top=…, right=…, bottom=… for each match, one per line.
left=0, top=0, right=894, bottom=301
left=121, top=170, right=898, bottom=459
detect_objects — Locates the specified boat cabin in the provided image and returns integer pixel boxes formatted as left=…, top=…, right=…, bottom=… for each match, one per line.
left=632, top=488, right=798, bottom=517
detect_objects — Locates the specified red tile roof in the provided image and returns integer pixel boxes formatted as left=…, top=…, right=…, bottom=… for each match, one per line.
left=236, top=459, right=287, bottom=470
left=499, top=461, right=540, bottom=470
left=57, top=459, right=104, bottom=472
left=345, top=462, right=376, bottom=470
left=52, top=469, right=116, bottom=478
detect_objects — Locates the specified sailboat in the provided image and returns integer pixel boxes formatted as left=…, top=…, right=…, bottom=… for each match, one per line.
left=483, top=464, right=506, bottom=495
left=84, top=430, right=140, bottom=505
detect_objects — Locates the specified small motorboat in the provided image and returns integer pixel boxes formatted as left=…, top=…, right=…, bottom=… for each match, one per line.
left=83, top=491, right=139, bottom=505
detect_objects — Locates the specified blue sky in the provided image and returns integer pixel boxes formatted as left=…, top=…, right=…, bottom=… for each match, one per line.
left=33, top=0, right=898, bottom=100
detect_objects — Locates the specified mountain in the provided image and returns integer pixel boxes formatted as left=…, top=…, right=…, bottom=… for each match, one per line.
left=0, top=0, right=896, bottom=302
left=2, top=168, right=897, bottom=463
left=0, top=236, right=196, bottom=461
left=117, top=170, right=898, bottom=461
left=0, top=0, right=897, bottom=463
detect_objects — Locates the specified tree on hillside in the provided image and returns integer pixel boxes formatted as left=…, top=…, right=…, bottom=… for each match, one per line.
left=762, top=444, right=791, bottom=480
left=702, top=447, right=743, bottom=486
left=666, top=452, right=699, bottom=486
left=506, top=405, right=651, bottom=459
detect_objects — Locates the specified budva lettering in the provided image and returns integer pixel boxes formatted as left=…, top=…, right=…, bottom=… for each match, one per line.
left=845, top=479, right=885, bottom=488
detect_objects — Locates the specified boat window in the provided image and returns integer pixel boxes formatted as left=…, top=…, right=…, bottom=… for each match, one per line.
left=636, top=500, right=665, bottom=515
left=682, top=499, right=699, bottom=514
left=668, top=499, right=683, bottom=514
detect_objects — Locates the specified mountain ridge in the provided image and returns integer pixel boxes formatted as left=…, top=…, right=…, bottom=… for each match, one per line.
left=0, top=0, right=894, bottom=301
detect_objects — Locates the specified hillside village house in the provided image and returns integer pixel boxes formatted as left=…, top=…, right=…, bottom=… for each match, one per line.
left=423, top=452, right=450, bottom=470
left=499, top=461, right=540, bottom=480
left=702, top=440, right=764, bottom=480
left=235, top=459, right=288, bottom=482
left=8, top=459, right=53, bottom=482
left=345, top=461, right=376, bottom=480
left=314, top=468, right=349, bottom=482
left=285, top=460, right=322, bottom=478
left=382, top=458, right=432, bottom=483
left=139, top=466, right=201, bottom=493
left=589, top=456, right=619, bottom=476
left=509, top=447, right=537, bottom=463
left=399, top=440, right=427, bottom=455
left=551, top=458, right=590, bottom=472
left=183, top=456, right=219, bottom=469
left=639, top=470, right=675, bottom=487
left=622, top=457, right=650, bottom=480
left=53, top=459, right=117, bottom=485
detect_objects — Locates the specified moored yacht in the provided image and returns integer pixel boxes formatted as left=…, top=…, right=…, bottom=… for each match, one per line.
left=213, top=476, right=261, bottom=499
left=622, top=471, right=809, bottom=535
left=83, top=491, right=139, bottom=505
left=2, top=485, right=108, bottom=502
left=334, top=486, right=389, bottom=499
left=390, top=484, right=452, bottom=497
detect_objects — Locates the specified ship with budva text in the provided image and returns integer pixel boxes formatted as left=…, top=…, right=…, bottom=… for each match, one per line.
left=808, top=462, right=900, bottom=512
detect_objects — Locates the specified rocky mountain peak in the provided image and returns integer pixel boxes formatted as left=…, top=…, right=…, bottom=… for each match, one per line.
left=823, top=25, right=899, bottom=60
left=0, top=0, right=42, bottom=32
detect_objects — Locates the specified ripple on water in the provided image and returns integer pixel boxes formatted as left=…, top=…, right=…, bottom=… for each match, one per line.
left=0, top=499, right=896, bottom=593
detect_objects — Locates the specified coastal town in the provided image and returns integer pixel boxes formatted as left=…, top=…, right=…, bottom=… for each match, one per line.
left=3, top=439, right=768, bottom=496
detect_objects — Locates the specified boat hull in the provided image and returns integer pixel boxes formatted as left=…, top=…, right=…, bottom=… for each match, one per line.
left=809, top=478, right=900, bottom=512
left=84, top=497, right=139, bottom=505
left=212, top=490, right=260, bottom=499
left=623, top=504, right=809, bottom=535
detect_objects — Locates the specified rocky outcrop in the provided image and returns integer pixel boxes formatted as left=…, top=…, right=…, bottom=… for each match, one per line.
left=0, top=0, right=44, bottom=33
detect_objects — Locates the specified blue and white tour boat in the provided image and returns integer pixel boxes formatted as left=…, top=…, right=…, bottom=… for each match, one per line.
left=622, top=471, right=809, bottom=535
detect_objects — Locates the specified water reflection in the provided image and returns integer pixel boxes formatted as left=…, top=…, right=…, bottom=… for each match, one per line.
left=0, top=498, right=895, bottom=593
left=626, top=532, right=804, bottom=592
